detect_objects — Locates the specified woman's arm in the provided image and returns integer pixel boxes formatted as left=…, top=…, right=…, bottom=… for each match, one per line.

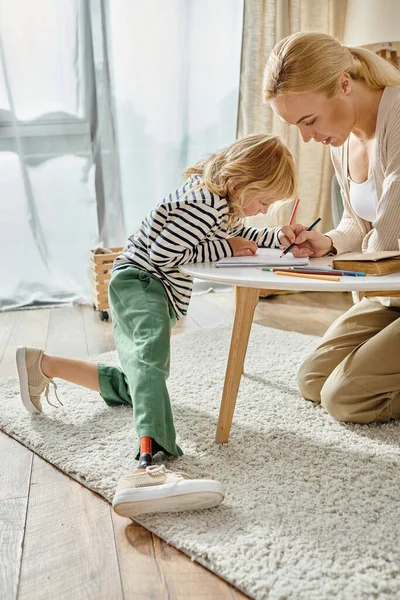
left=325, top=206, right=365, bottom=255
left=363, top=101, right=400, bottom=251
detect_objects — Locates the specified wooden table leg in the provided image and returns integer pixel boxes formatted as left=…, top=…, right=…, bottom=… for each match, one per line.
left=216, top=286, right=260, bottom=444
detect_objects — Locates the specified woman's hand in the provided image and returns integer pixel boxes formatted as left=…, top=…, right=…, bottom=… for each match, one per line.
left=278, top=224, right=333, bottom=257
left=228, top=237, right=258, bottom=257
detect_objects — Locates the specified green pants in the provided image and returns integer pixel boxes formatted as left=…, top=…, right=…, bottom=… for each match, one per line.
left=98, top=267, right=183, bottom=458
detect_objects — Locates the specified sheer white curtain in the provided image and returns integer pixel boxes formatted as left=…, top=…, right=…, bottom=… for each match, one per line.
left=0, top=0, right=101, bottom=309
left=106, top=0, right=243, bottom=233
left=0, top=0, right=243, bottom=309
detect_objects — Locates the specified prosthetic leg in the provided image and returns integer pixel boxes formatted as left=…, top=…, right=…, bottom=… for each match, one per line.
left=138, top=436, right=153, bottom=469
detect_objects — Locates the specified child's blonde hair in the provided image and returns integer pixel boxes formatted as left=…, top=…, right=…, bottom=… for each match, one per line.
left=183, top=133, right=297, bottom=224
left=263, top=31, right=400, bottom=101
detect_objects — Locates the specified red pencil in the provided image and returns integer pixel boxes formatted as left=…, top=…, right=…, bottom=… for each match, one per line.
left=288, top=198, right=300, bottom=225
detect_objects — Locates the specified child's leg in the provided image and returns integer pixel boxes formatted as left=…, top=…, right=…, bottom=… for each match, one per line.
left=17, top=268, right=225, bottom=517
left=42, top=355, right=135, bottom=406
left=42, top=355, right=101, bottom=392
left=109, top=269, right=226, bottom=517
left=108, top=267, right=182, bottom=460
left=16, top=346, right=132, bottom=413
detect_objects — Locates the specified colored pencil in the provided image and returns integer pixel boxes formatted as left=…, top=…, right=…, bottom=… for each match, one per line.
left=288, top=198, right=300, bottom=225
left=273, top=271, right=340, bottom=282
left=260, top=267, right=366, bottom=277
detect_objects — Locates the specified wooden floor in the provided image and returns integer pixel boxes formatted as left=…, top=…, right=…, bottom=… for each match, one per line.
left=0, top=290, right=353, bottom=600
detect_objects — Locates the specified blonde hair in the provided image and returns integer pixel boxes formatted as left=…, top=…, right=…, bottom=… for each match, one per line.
left=183, top=133, right=297, bottom=224
left=263, top=31, right=400, bottom=101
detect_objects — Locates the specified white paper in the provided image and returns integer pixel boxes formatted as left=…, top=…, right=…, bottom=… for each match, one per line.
left=216, top=248, right=310, bottom=267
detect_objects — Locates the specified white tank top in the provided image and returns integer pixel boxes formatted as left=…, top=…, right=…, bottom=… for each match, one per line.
left=349, top=175, right=378, bottom=223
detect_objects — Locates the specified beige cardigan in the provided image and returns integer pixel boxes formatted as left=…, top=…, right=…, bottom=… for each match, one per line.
left=326, top=86, right=400, bottom=306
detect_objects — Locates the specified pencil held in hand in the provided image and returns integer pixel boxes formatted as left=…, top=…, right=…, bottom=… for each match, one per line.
left=280, top=217, right=322, bottom=257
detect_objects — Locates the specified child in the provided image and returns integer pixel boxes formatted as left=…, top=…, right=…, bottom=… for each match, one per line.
left=16, top=133, right=297, bottom=518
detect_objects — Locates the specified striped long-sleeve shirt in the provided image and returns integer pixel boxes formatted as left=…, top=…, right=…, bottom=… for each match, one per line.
left=113, top=175, right=281, bottom=318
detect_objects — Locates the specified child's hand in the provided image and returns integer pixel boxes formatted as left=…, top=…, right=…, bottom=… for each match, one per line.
left=228, top=237, right=258, bottom=257
left=279, top=225, right=332, bottom=257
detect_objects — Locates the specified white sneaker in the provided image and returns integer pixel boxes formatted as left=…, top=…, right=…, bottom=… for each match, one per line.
left=16, top=347, right=62, bottom=414
left=112, top=464, right=225, bottom=518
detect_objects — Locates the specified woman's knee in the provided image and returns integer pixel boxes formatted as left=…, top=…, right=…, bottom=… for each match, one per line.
left=297, top=353, right=326, bottom=403
left=298, top=357, right=369, bottom=423
left=320, top=374, right=360, bottom=423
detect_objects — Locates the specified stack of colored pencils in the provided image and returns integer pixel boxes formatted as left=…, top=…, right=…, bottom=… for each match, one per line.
left=260, top=266, right=366, bottom=282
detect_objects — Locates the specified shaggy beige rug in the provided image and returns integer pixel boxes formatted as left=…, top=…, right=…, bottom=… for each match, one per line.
left=1, top=324, right=400, bottom=600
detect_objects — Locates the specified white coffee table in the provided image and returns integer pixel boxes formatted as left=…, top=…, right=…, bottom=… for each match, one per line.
left=180, top=257, right=400, bottom=444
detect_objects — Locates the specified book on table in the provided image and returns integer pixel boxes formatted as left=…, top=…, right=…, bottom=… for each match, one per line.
left=332, top=251, right=400, bottom=275
left=215, top=248, right=310, bottom=267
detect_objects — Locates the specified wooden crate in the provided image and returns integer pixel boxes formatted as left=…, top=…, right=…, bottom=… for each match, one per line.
left=89, top=247, right=123, bottom=319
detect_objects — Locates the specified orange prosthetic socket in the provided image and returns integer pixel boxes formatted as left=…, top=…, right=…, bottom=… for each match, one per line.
left=140, top=437, right=152, bottom=456
left=138, top=437, right=153, bottom=469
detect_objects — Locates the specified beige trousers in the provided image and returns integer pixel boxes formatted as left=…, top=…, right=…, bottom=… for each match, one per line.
left=298, top=298, right=400, bottom=424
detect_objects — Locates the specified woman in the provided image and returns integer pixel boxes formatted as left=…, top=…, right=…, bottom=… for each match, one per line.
left=263, top=32, right=400, bottom=424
